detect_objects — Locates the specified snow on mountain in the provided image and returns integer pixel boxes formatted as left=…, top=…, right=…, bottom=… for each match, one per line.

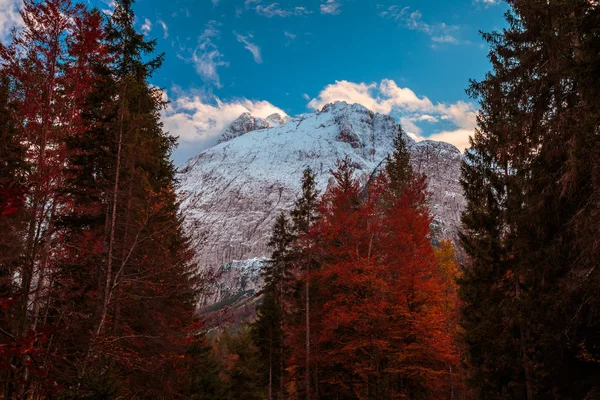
left=218, top=112, right=290, bottom=144
left=201, top=257, right=267, bottom=309
left=177, top=101, right=465, bottom=304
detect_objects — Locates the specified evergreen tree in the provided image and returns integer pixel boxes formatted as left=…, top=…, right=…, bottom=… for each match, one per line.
left=221, top=328, right=265, bottom=400
left=291, top=168, right=320, bottom=235
left=385, top=125, right=414, bottom=198
left=289, top=167, right=320, bottom=400
left=460, top=1, right=600, bottom=398
left=81, top=0, right=199, bottom=397
left=0, top=72, right=30, bottom=399
left=186, top=334, right=228, bottom=400
left=0, top=0, right=202, bottom=397
left=253, top=213, right=294, bottom=400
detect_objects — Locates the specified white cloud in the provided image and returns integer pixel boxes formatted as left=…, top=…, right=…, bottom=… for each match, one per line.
left=247, top=2, right=311, bottom=17
left=141, top=18, right=152, bottom=35
left=162, top=89, right=287, bottom=156
left=308, top=79, right=477, bottom=151
left=409, top=129, right=473, bottom=152
left=256, top=3, right=291, bottom=17
left=418, top=115, right=438, bottom=122
left=476, top=0, right=500, bottom=4
left=432, top=34, right=459, bottom=44
left=0, top=0, right=22, bottom=43
left=157, top=20, right=168, bottom=39
left=320, top=0, right=341, bottom=15
left=163, top=78, right=477, bottom=163
left=293, top=6, right=311, bottom=16
left=245, top=0, right=261, bottom=7
left=182, top=21, right=229, bottom=87
left=378, top=6, right=460, bottom=45
left=284, top=31, right=296, bottom=45
left=302, top=93, right=310, bottom=100
left=235, top=32, right=262, bottom=64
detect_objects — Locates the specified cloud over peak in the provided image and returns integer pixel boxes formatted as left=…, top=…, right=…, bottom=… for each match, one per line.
left=308, top=79, right=477, bottom=151
left=162, top=89, right=287, bottom=155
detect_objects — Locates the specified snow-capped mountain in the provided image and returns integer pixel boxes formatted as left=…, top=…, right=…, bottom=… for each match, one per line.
left=177, top=101, right=465, bottom=305
left=218, top=112, right=290, bottom=144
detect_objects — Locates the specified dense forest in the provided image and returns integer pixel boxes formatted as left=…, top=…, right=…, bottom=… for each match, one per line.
left=0, top=0, right=598, bottom=399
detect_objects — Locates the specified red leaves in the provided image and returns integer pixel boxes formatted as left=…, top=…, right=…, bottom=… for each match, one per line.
left=290, top=159, right=462, bottom=398
left=0, top=185, right=25, bottom=217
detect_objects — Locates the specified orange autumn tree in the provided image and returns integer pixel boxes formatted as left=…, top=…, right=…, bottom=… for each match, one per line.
left=308, top=149, right=461, bottom=398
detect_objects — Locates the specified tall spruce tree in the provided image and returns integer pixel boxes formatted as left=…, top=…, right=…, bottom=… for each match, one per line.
left=222, top=328, right=265, bottom=400
left=291, top=168, right=320, bottom=234
left=185, top=333, right=228, bottom=400
left=289, top=167, right=320, bottom=400
left=253, top=213, right=294, bottom=400
left=385, top=125, right=414, bottom=198
left=460, top=1, right=600, bottom=398
left=56, top=0, right=200, bottom=396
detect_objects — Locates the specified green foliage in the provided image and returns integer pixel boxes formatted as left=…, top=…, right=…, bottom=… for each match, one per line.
left=252, top=213, right=294, bottom=399
left=185, top=336, right=228, bottom=400
left=291, top=167, right=320, bottom=235
left=460, top=1, right=600, bottom=398
left=221, top=328, right=265, bottom=400
left=385, top=125, right=413, bottom=198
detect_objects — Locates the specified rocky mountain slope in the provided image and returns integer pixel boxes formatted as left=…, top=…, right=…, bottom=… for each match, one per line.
left=177, top=101, right=465, bottom=305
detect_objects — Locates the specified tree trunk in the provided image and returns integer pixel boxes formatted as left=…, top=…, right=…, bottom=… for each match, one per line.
left=269, top=326, right=273, bottom=400
left=97, top=82, right=127, bottom=337
left=305, top=261, right=310, bottom=400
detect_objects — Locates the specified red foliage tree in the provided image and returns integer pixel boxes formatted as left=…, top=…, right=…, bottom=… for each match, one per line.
left=291, top=158, right=462, bottom=399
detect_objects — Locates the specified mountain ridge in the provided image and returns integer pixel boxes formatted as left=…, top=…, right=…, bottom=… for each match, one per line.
left=177, top=101, right=465, bottom=305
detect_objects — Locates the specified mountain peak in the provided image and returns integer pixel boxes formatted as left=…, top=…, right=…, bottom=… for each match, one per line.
left=320, top=100, right=368, bottom=114
left=218, top=112, right=290, bottom=144
left=178, top=101, right=464, bottom=279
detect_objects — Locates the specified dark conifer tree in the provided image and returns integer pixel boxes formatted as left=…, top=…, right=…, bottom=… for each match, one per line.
left=222, top=328, right=265, bottom=400
left=253, top=213, right=294, bottom=400
left=291, top=168, right=320, bottom=235
left=460, top=1, right=600, bottom=398
left=385, top=125, right=414, bottom=198
left=186, top=333, right=228, bottom=400
left=289, top=167, right=320, bottom=400
left=0, top=73, right=30, bottom=398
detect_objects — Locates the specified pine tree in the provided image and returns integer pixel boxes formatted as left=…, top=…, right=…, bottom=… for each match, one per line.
left=385, top=125, right=413, bottom=198
left=186, top=333, right=228, bottom=400
left=253, top=213, right=294, bottom=400
left=460, top=1, right=600, bottom=398
left=291, top=168, right=320, bottom=235
left=0, top=71, right=30, bottom=400
left=79, top=1, right=199, bottom=397
left=289, top=167, right=320, bottom=400
left=0, top=0, right=202, bottom=397
left=221, top=328, right=265, bottom=400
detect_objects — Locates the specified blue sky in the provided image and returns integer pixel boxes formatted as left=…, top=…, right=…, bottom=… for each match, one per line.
left=0, top=0, right=509, bottom=164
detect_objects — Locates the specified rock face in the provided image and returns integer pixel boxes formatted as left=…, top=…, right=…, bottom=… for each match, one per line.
left=201, top=257, right=266, bottom=309
left=177, top=101, right=466, bottom=305
left=218, top=112, right=290, bottom=144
